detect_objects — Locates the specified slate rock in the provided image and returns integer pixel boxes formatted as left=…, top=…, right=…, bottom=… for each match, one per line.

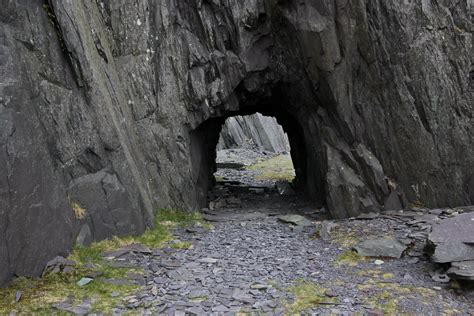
left=428, top=212, right=474, bottom=263
left=275, top=181, right=296, bottom=196
left=355, top=238, right=406, bottom=258
left=431, top=273, right=450, bottom=283
left=447, top=261, right=474, bottom=281
left=429, top=212, right=474, bottom=244
left=75, top=224, right=92, bottom=247
left=277, top=215, right=312, bottom=227
left=77, top=277, right=94, bottom=287
left=320, top=221, right=338, bottom=241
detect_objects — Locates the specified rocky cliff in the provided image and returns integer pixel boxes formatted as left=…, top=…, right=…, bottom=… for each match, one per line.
left=217, top=113, right=291, bottom=153
left=0, top=0, right=472, bottom=285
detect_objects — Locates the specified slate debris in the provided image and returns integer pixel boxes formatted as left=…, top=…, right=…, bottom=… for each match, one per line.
left=354, top=238, right=407, bottom=259
left=277, top=214, right=312, bottom=227
left=42, top=256, right=76, bottom=276
left=447, top=261, right=474, bottom=281
left=427, top=212, right=474, bottom=281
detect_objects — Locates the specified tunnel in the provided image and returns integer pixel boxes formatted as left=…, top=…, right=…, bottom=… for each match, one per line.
left=189, top=91, right=327, bottom=212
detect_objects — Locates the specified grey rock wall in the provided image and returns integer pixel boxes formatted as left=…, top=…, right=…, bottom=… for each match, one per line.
left=0, top=0, right=472, bottom=285
left=217, top=113, right=291, bottom=153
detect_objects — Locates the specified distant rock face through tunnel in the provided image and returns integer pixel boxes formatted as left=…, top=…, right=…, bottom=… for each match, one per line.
left=0, top=1, right=472, bottom=285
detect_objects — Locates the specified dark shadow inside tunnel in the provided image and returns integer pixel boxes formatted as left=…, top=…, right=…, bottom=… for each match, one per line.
left=189, top=105, right=321, bottom=211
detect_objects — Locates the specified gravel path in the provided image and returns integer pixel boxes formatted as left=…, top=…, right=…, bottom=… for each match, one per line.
left=110, top=185, right=473, bottom=315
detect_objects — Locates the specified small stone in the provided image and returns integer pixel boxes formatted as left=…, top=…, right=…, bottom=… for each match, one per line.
left=212, top=305, right=229, bottom=312
left=15, top=291, right=22, bottom=303
left=198, top=257, right=218, bottom=264
left=325, top=289, right=338, bottom=297
left=320, top=221, right=338, bottom=241
left=250, top=283, right=269, bottom=290
left=431, top=273, right=450, bottom=283
left=374, top=260, right=384, bottom=265
left=277, top=214, right=312, bottom=227
left=407, top=258, right=420, bottom=264
left=77, top=277, right=94, bottom=287
left=403, top=273, right=414, bottom=280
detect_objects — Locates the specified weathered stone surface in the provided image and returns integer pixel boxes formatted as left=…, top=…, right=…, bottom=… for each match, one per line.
left=355, top=238, right=407, bottom=258
left=0, top=0, right=472, bottom=284
left=430, top=242, right=474, bottom=263
left=277, top=215, right=312, bottom=227
left=429, top=212, right=474, bottom=244
left=429, top=212, right=474, bottom=263
left=447, top=261, right=474, bottom=281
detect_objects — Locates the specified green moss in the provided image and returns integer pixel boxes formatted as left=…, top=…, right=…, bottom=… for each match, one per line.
left=247, top=154, right=295, bottom=181
left=334, top=250, right=365, bottom=267
left=154, top=208, right=203, bottom=226
left=170, top=241, right=193, bottom=249
left=0, top=262, right=139, bottom=314
left=283, top=280, right=337, bottom=314
left=0, top=208, right=205, bottom=314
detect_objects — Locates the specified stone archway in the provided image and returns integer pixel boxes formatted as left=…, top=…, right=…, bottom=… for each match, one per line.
left=190, top=104, right=312, bottom=210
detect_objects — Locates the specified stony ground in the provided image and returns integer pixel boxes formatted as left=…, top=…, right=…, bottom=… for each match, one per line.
left=111, top=187, right=472, bottom=315
left=104, top=152, right=473, bottom=315
left=3, top=151, right=473, bottom=315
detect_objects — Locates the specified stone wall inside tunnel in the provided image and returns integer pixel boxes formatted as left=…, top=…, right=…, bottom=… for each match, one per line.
left=0, top=0, right=472, bottom=285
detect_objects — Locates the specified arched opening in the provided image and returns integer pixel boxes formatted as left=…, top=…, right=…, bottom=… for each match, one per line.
left=215, top=112, right=295, bottom=188
left=189, top=104, right=322, bottom=214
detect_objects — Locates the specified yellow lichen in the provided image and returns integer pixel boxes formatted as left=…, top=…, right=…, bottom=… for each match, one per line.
left=71, top=202, right=87, bottom=219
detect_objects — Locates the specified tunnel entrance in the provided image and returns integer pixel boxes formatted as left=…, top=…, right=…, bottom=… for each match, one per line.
left=189, top=108, right=326, bottom=220
left=214, top=113, right=295, bottom=188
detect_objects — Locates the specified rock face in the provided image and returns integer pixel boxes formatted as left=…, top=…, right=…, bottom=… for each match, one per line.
left=0, top=1, right=472, bottom=284
left=217, top=113, right=291, bottom=153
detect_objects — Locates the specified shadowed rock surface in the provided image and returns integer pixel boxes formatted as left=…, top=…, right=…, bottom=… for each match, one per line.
left=0, top=1, right=472, bottom=284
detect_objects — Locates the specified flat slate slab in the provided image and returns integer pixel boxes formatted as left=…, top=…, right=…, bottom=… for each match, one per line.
left=428, top=212, right=474, bottom=263
left=430, top=242, right=474, bottom=263
left=429, top=212, right=474, bottom=243
left=354, top=238, right=407, bottom=258
left=277, top=214, right=312, bottom=227
left=447, top=261, right=474, bottom=281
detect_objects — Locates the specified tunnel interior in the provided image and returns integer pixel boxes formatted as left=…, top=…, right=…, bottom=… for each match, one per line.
left=189, top=102, right=323, bottom=211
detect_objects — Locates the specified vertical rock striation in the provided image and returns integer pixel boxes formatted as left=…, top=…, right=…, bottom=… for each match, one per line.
left=0, top=0, right=472, bottom=284
left=217, top=113, right=291, bottom=153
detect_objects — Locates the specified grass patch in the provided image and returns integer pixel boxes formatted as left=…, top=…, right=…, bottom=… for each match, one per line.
left=283, top=280, right=337, bottom=314
left=154, top=208, right=203, bottom=227
left=247, top=154, right=295, bottom=181
left=170, top=241, right=193, bottom=250
left=334, top=250, right=366, bottom=267
left=357, top=279, right=440, bottom=314
left=0, top=260, right=139, bottom=314
left=0, top=208, right=205, bottom=314
left=330, top=227, right=362, bottom=247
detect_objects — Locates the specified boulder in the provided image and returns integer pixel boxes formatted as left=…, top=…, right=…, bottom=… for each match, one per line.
left=355, top=238, right=407, bottom=258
